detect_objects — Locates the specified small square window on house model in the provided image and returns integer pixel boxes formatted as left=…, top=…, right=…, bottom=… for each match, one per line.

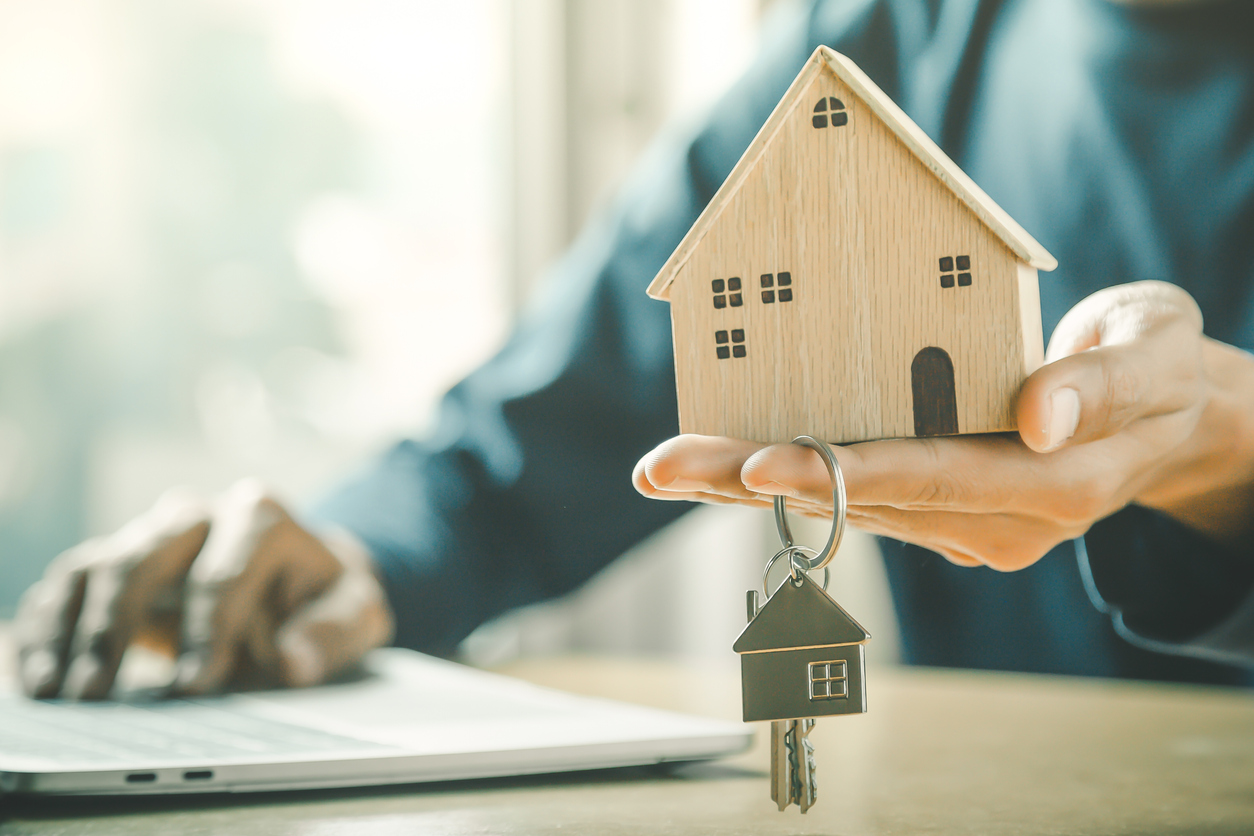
left=647, top=46, right=1058, bottom=444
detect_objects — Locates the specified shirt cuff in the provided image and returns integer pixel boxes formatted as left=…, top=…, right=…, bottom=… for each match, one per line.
left=1078, top=505, right=1254, bottom=666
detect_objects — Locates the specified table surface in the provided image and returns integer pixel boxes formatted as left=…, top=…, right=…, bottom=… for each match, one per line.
left=2, top=632, right=1254, bottom=835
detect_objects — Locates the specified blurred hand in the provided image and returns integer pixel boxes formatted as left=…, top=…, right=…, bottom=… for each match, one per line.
left=15, top=479, right=393, bottom=700
left=634, top=281, right=1254, bottom=570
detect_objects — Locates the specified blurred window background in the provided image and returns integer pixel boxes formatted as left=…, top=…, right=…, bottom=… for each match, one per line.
left=0, top=0, right=897, bottom=664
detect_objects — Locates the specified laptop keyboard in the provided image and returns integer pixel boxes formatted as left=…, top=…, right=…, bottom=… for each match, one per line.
left=0, top=696, right=388, bottom=767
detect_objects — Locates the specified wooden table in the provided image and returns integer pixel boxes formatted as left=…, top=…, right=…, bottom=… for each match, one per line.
left=2, top=647, right=1254, bottom=834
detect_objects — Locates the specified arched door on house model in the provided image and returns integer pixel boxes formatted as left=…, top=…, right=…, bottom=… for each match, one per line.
left=911, top=347, right=958, bottom=437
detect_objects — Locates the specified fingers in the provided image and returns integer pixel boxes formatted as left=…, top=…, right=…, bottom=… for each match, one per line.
left=845, top=505, right=1077, bottom=572
left=635, top=436, right=1074, bottom=568
left=635, top=434, right=862, bottom=511
left=1018, top=281, right=1205, bottom=452
left=15, top=548, right=90, bottom=698
left=737, top=440, right=848, bottom=505
left=15, top=489, right=210, bottom=700
left=59, top=502, right=210, bottom=700
left=632, top=286, right=1208, bottom=576
left=1043, top=280, right=1202, bottom=364
left=20, top=479, right=362, bottom=699
left=177, top=479, right=342, bottom=695
left=639, top=433, right=1047, bottom=514
left=633, top=434, right=770, bottom=498
left=62, top=496, right=209, bottom=700
left=59, top=566, right=131, bottom=700
left=176, top=479, right=282, bottom=694
left=274, top=530, right=394, bottom=688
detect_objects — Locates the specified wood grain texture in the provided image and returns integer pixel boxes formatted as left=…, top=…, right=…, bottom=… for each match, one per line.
left=818, top=49, right=1056, bottom=272
left=8, top=656, right=1254, bottom=836
left=657, top=50, right=1052, bottom=444
left=648, top=46, right=1055, bottom=299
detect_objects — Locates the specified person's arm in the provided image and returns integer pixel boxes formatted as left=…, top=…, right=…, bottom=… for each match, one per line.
left=636, top=281, right=1254, bottom=665
left=13, top=0, right=919, bottom=698
left=308, top=0, right=913, bottom=655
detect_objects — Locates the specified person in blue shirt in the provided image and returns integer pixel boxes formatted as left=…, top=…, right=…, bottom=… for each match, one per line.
left=14, top=0, right=1254, bottom=699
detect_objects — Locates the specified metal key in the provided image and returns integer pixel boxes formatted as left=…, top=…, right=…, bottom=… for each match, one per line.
left=770, top=719, right=789, bottom=810
left=770, top=718, right=817, bottom=812
left=792, top=718, right=818, bottom=813
left=734, top=437, right=864, bottom=814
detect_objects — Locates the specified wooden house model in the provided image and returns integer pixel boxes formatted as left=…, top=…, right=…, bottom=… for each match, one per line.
left=646, top=46, right=1058, bottom=443
left=734, top=572, right=871, bottom=722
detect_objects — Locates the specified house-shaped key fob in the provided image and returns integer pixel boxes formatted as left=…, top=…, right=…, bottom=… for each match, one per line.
left=734, top=572, right=871, bottom=723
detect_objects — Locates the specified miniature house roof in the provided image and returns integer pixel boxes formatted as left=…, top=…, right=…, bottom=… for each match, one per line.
left=647, top=46, right=1057, bottom=301
left=733, top=572, right=870, bottom=654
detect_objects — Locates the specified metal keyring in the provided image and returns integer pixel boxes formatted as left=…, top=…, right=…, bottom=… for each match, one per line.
left=773, top=435, right=846, bottom=572
left=762, top=545, right=830, bottom=595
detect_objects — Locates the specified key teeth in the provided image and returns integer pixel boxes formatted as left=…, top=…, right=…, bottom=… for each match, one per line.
left=771, top=718, right=820, bottom=813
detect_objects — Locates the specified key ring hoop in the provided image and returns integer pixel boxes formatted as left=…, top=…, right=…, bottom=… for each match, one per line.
left=773, top=435, right=846, bottom=573
left=762, top=546, right=830, bottom=595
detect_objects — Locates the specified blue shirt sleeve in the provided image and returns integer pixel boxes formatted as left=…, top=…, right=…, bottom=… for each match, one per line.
left=309, top=0, right=1254, bottom=675
left=306, top=0, right=913, bottom=654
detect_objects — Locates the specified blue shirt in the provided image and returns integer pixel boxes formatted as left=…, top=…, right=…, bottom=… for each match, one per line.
left=313, top=0, right=1254, bottom=684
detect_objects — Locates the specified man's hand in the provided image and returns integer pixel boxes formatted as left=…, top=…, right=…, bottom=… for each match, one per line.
left=15, top=480, right=394, bottom=699
left=634, top=281, right=1254, bottom=570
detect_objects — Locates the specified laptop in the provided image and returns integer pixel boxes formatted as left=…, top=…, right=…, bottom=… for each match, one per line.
left=0, top=649, right=751, bottom=796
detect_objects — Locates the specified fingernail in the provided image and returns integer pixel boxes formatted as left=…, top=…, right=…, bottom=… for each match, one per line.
left=279, top=632, right=325, bottom=688
left=1045, top=387, right=1080, bottom=451
left=659, top=477, right=712, bottom=492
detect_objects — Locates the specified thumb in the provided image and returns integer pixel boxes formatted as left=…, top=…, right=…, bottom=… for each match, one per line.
left=275, top=530, right=394, bottom=688
left=1017, top=281, right=1203, bottom=453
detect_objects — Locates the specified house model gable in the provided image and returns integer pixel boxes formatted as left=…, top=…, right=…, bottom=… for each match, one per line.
left=733, top=573, right=870, bottom=655
left=648, top=46, right=1057, bottom=445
